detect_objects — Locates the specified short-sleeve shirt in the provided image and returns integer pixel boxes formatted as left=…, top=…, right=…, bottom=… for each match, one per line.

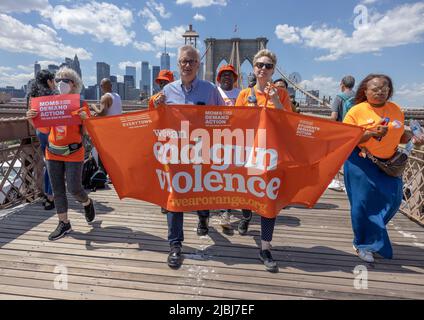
left=235, top=86, right=293, bottom=111
left=163, top=77, right=225, bottom=106
left=343, top=101, right=405, bottom=159
left=218, top=87, right=241, bottom=106
left=331, top=90, right=355, bottom=122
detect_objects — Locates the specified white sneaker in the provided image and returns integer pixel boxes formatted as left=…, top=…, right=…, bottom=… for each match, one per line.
left=220, top=211, right=232, bottom=230
left=354, top=245, right=374, bottom=263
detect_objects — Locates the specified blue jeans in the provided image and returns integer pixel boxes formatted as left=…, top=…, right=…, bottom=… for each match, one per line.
left=167, top=210, right=210, bottom=247
left=241, top=209, right=276, bottom=242
left=36, top=130, right=52, bottom=196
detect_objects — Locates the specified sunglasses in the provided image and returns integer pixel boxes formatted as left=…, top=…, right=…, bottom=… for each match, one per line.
left=255, top=62, right=274, bottom=70
left=55, top=78, right=74, bottom=84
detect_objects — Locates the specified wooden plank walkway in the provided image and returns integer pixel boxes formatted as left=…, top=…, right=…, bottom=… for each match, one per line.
left=0, top=186, right=423, bottom=300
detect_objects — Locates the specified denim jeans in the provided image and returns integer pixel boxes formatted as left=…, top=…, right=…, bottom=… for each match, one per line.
left=167, top=210, right=210, bottom=247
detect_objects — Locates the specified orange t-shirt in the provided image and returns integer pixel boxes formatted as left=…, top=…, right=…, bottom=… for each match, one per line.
left=235, top=86, right=293, bottom=111
left=343, top=101, right=405, bottom=159
left=45, top=102, right=90, bottom=162
left=148, top=93, right=160, bottom=110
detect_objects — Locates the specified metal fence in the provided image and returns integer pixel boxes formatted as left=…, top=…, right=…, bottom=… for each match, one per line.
left=0, top=119, right=43, bottom=209
left=401, top=148, right=424, bottom=226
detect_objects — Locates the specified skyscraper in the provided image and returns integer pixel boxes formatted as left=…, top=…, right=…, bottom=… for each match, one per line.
left=59, top=55, right=82, bottom=78
left=96, top=62, right=110, bottom=85
left=110, top=75, right=118, bottom=93
left=125, top=66, right=137, bottom=87
left=48, top=64, right=59, bottom=74
left=141, top=61, right=151, bottom=96
left=152, top=66, right=160, bottom=94
left=34, top=62, right=41, bottom=78
left=124, top=75, right=135, bottom=100
left=160, top=40, right=171, bottom=71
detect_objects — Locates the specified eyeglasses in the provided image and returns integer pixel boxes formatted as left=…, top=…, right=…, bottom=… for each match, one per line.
left=179, top=59, right=198, bottom=66
left=55, top=78, right=74, bottom=84
left=255, top=62, right=274, bottom=70
left=369, top=86, right=390, bottom=93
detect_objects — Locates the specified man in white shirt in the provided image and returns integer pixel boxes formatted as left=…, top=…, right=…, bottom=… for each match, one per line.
left=90, top=78, right=123, bottom=173
left=91, top=78, right=122, bottom=116
left=216, top=64, right=241, bottom=107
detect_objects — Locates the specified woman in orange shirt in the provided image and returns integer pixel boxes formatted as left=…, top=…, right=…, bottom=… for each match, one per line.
left=234, top=49, right=292, bottom=273
left=343, top=74, right=424, bottom=263
left=27, top=67, right=96, bottom=241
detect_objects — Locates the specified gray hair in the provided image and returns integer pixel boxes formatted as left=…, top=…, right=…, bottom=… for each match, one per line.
left=178, top=45, right=200, bottom=62
left=253, top=49, right=277, bottom=66
left=55, top=67, right=83, bottom=94
left=341, top=75, right=355, bottom=89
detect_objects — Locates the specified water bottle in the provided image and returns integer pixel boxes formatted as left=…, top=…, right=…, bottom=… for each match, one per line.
left=404, top=120, right=424, bottom=155
left=376, top=117, right=390, bottom=141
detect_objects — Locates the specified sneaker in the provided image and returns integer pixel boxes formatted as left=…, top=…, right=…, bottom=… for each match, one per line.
left=197, top=216, right=209, bottom=236
left=84, top=198, right=96, bottom=223
left=48, top=221, right=72, bottom=241
left=44, top=198, right=55, bottom=211
left=259, top=249, right=278, bottom=272
left=167, top=245, right=182, bottom=268
left=353, top=245, right=374, bottom=263
left=238, top=219, right=250, bottom=236
left=220, top=210, right=232, bottom=230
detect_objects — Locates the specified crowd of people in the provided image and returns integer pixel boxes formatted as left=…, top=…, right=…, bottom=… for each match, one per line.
left=26, top=44, right=424, bottom=272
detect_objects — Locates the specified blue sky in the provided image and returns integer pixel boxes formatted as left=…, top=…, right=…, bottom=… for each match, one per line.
left=0, top=0, right=423, bottom=107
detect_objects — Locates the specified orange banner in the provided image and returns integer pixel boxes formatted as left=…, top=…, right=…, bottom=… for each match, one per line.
left=84, top=106, right=363, bottom=218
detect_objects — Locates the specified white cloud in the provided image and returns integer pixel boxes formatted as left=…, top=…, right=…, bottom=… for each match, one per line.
left=275, top=3, right=424, bottom=61
left=139, top=7, right=186, bottom=49
left=147, top=0, right=171, bottom=18
left=395, top=82, right=424, bottom=108
left=0, top=66, right=13, bottom=73
left=155, top=51, right=176, bottom=59
left=275, top=24, right=301, bottom=44
left=176, top=0, right=227, bottom=8
left=193, top=13, right=206, bottom=21
left=17, top=65, right=33, bottom=72
left=0, top=67, right=33, bottom=88
left=118, top=61, right=141, bottom=71
left=0, top=0, right=49, bottom=13
left=361, top=0, right=380, bottom=4
left=0, top=14, right=92, bottom=60
left=152, top=26, right=186, bottom=49
left=139, top=7, right=162, bottom=35
left=300, top=76, right=340, bottom=98
left=47, top=2, right=135, bottom=46
left=133, top=41, right=155, bottom=52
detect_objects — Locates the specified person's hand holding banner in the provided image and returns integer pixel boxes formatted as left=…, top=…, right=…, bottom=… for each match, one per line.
left=30, top=94, right=82, bottom=128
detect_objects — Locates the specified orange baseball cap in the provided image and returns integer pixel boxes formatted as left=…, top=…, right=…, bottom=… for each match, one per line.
left=217, top=65, right=238, bottom=82
left=155, top=70, right=174, bottom=84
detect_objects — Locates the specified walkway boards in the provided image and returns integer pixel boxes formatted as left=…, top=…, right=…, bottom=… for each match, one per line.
left=0, top=187, right=423, bottom=300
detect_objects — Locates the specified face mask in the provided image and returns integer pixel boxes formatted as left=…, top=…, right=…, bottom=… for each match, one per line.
left=57, top=81, right=71, bottom=94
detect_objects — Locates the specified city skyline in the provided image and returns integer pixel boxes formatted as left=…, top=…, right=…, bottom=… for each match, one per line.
left=0, top=1, right=423, bottom=107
